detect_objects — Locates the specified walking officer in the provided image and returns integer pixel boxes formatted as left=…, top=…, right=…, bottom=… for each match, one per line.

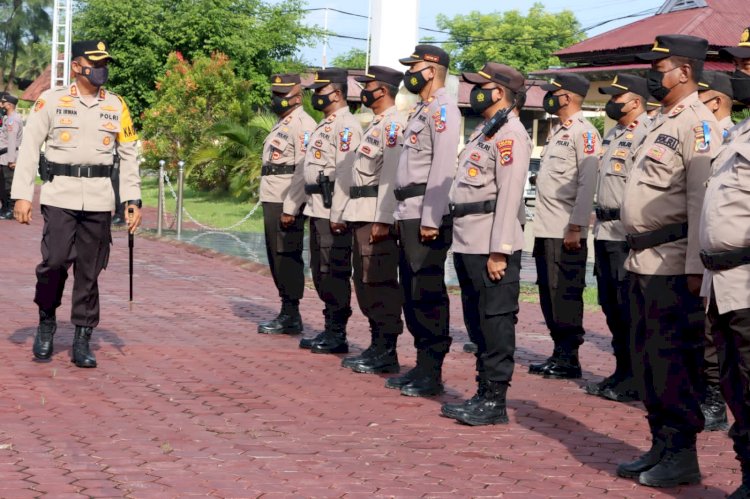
left=699, top=29, right=750, bottom=499
left=616, top=35, right=720, bottom=488
left=384, top=45, right=460, bottom=397
left=340, top=66, right=405, bottom=374
left=11, top=40, right=142, bottom=368
left=256, top=73, right=315, bottom=335
left=288, top=68, right=362, bottom=354
left=0, top=93, right=22, bottom=220
left=585, top=74, right=649, bottom=402
left=440, top=62, right=530, bottom=425
left=530, top=73, right=600, bottom=379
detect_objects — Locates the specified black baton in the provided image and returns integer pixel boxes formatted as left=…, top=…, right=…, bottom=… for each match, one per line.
left=128, top=207, right=134, bottom=305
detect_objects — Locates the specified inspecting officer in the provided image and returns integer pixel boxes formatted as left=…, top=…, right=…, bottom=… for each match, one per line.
left=617, top=34, right=720, bottom=488
left=440, top=62, right=530, bottom=425
left=585, top=74, right=649, bottom=402
left=699, top=29, right=750, bottom=499
left=530, top=73, right=600, bottom=379
left=11, top=40, right=142, bottom=368
left=0, top=93, right=22, bottom=220
left=340, top=66, right=405, bottom=374
left=385, top=45, right=460, bottom=397
left=256, top=73, right=315, bottom=336
left=288, top=68, right=362, bottom=354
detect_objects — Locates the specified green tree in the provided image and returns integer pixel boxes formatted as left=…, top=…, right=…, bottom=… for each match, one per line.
left=331, top=48, right=367, bottom=69
left=1, top=0, right=51, bottom=90
left=435, top=3, right=585, bottom=74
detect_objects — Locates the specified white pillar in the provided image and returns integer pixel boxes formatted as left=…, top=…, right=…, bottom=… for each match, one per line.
left=370, top=0, right=419, bottom=71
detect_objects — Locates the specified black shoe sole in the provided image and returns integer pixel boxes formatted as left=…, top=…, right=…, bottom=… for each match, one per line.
left=71, top=359, right=97, bottom=368
left=455, top=415, right=509, bottom=426
left=351, top=364, right=400, bottom=374
left=310, top=345, right=349, bottom=354
left=400, top=386, right=444, bottom=397
left=33, top=351, right=53, bottom=360
left=638, top=473, right=701, bottom=488
left=543, top=372, right=582, bottom=379
left=385, top=379, right=413, bottom=390
left=257, top=328, right=303, bottom=335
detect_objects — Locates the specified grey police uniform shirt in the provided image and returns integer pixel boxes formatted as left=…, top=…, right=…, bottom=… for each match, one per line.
left=621, top=92, right=720, bottom=276
left=593, top=113, right=649, bottom=242
left=451, top=113, right=531, bottom=255
left=0, top=111, right=22, bottom=165
left=284, top=108, right=362, bottom=224
left=534, top=111, right=601, bottom=239
left=699, top=116, right=750, bottom=314
left=393, top=87, right=461, bottom=228
left=12, top=83, right=140, bottom=211
left=260, top=106, right=316, bottom=206
left=343, top=105, right=405, bottom=224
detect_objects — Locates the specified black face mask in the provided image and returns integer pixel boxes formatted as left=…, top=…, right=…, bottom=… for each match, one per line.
left=271, top=94, right=296, bottom=115
left=646, top=68, right=679, bottom=102
left=543, top=92, right=565, bottom=115
left=731, top=69, right=750, bottom=105
left=360, top=87, right=382, bottom=108
left=469, top=87, right=496, bottom=114
left=312, top=91, right=336, bottom=111
left=0, top=108, right=6, bottom=117
left=81, top=66, right=109, bottom=87
left=403, top=68, right=429, bottom=94
left=605, top=99, right=632, bottom=120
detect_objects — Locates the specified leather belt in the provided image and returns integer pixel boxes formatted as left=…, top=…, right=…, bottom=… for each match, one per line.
left=48, top=162, right=113, bottom=178
left=0, top=148, right=7, bottom=156
left=700, top=247, right=750, bottom=271
left=450, top=199, right=496, bottom=218
left=595, top=207, right=620, bottom=221
left=349, top=185, right=379, bottom=198
left=626, top=222, right=688, bottom=251
left=261, top=164, right=295, bottom=176
left=394, top=183, right=426, bottom=201
left=305, top=183, right=335, bottom=195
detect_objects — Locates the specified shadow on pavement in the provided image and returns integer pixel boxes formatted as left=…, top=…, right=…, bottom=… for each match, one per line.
left=9, top=324, right=126, bottom=360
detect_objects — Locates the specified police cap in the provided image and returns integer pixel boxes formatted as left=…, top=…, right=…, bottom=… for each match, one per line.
left=306, top=68, right=348, bottom=90
left=462, top=62, right=525, bottom=92
left=541, top=73, right=590, bottom=97
left=399, top=45, right=450, bottom=68
left=698, top=71, right=734, bottom=99
left=354, top=66, right=403, bottom=87
left=638, top=35, right=708, bottom=61
left=720, top=27, right=750, bottom=60
left=71, top=40, right=113, bottom=62
left=599, top=74, right=649, bottom=99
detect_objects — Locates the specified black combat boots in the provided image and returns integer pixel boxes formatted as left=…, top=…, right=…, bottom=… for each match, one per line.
left=528, top=346, right=563, bottom=375
left=33, top=309, right=56, bottom=360
left=701, top=383, right=728, bottom=431
left=351, top=334, right=399, bottom=374
left=542, top=350, right=582, bottom=379
left=399, top=350, right=444, bottom=397
left=442, top=377, right=487, bottom=420
left=71, top=326, right=97, bottom=368
left=617, top=428, right=667, bottom=478
left=638, top=428, right=701, bottom=487
left=258, top=300, right=303, bottom=335
left=452, top=381, right=510, bottom=426
left=311, top=312, right=349, bottom=354
left=385, top=366, right=422, bottom=390
left=728, top=462, right=750, bottom=499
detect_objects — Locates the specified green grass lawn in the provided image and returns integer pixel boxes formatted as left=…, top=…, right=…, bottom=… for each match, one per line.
left=520, top=282, right=600, bottom=309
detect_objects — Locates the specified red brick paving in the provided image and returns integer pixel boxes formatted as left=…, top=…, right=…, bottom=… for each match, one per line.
left=0, top=202, right=741, bottom=498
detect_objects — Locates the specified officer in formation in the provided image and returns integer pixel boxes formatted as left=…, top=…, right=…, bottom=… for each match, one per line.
left=11, top=40, right=142, bottom=368
left=0, top=93, right=22, bottom=220
left=700, top=27, right=750, bottom=499
left=385, top=45, right=460, bottom=397
left=530, top=73, right=600, bottom=379
left=617, top=34, right=720, bottom=488
left=256, top=74, right=315, bottom=336
left=290, top=68, right=362, bottom=354
left=340, top=66, right=405, bottom=374
left=699, top=71, right=735, bottom=135
left=440, top=63, right=530, bottom=425
left=585, top=74, right=649, bottom=403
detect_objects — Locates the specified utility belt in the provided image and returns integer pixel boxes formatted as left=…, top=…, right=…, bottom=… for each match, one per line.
left=349, top=185, right=379, bottom=199
left=626, top=222, right=688, bottom=251
left=394, top=183, right=426, bottom=201
left=700, top=247, right=750, bottom=272
left=306, top=171, right=335, bottom=208
left=261, top=164, right=295, bottom=176
left=449, top=199, right=496, bottom=218
left=595, top=207, right=620, bottom=222
left=38, top=157, right=113, bottom=182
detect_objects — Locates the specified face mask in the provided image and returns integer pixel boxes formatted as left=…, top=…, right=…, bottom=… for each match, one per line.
left=80, top=66, right=109, bottom=87
left=271, top=94, right=296, bottom=115
left=731, top=69, right=750, bottom=105
left=312, top=91, right=336, bottom=111
left=469, top=87, right=496, bottom=114
left=0, top=108, right=6, bottom=117
left=403, top=68, right=429, bottom=94
left=543, top=92, right=565, bottom=115
left=360, top=87, right=382, bottom=108
left=605, top=99, right=632, bottom=120
left=646, top=67, right=679, bottom=102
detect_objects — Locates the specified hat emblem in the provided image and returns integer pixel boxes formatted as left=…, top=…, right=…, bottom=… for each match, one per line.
left=652, top=40, right=670, bottom=53
left=742, top=29, right=750, bottom=43
left=97, top=41, right=105, bottom=51
left=314, top=72, right=319, bottom=80
left=275, top=76, right=282, bottom=83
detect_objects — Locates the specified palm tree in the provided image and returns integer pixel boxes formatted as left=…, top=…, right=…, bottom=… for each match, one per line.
left=1, top=0, right=52, bottom=90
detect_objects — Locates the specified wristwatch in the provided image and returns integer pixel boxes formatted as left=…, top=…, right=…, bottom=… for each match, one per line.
left=125, top=199, right=142, bottom=208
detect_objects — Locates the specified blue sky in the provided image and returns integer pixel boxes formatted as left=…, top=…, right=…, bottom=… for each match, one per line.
left=267, top=0, right=662, bottom=66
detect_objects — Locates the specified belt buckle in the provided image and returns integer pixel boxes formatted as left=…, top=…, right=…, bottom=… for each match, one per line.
left=448, top=203, right=456, bottom=215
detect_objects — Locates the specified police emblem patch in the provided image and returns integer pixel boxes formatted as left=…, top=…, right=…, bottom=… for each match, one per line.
left=469, top=151, right=481, bottom=162
left=583, top=132, right=596, bottom=155
left=467, top=166, right=479, bottom=177
left=497, top=139, right=514, bottom=165
left=34, top=99, right=45, bottom=112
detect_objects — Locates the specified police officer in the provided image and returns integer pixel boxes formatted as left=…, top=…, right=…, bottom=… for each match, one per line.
left=0, top=93, right=22, bottom=220
left=700, top=29, right=750, bottom=499
left=529, top=73, right=600, bottom=379
left=440, top=63, right=530, bottom=425
left=696, top=69, right=734, bottom=431
left=11, top=40, right=142, bottom=368
left=289, top=68, right=362, bottom=354
left=584, top=74, right=649, bottom=402
left=384, top=45, right=460, bottom=397
left=256, top=73, right=315, bottom=335
left=616, top=35, right=720, bottom=488
left=340, top=66, right=405, bottom=374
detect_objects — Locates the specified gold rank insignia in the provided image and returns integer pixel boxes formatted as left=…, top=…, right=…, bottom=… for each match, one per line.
left=314, top=150, right=322, bottom=159
left=103, top=136, right=111, bottom=146
left=103, top=122, right=116, bottom=130
left=97, top=41, right=106, bottom=50
left=562, top=119, right=573, bottom=129
left=626, top=133, right=634, bottom=139
left=60, top=131, right=72, bottom=142
left=613, top=162, right=622, bottom=172
left=467, top=166, right=479, bottom=177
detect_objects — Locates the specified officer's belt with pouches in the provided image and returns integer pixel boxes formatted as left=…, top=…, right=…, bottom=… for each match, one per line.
left=700, top=247, right=750, bottom=271
left=261, top=164, right=295, bottom=176
left=48, top=162, right=113, bottom=178
left=595, top=207, right=620, bottom=221
left=450, top=199, right=497, bottom=218
left=394, top=183, right=426, bottom=201
left=349, top=185, right=379, bottom=198
left=626, top=222, right=688, bottom=251
left=305, top=182, right=335, bottom=194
